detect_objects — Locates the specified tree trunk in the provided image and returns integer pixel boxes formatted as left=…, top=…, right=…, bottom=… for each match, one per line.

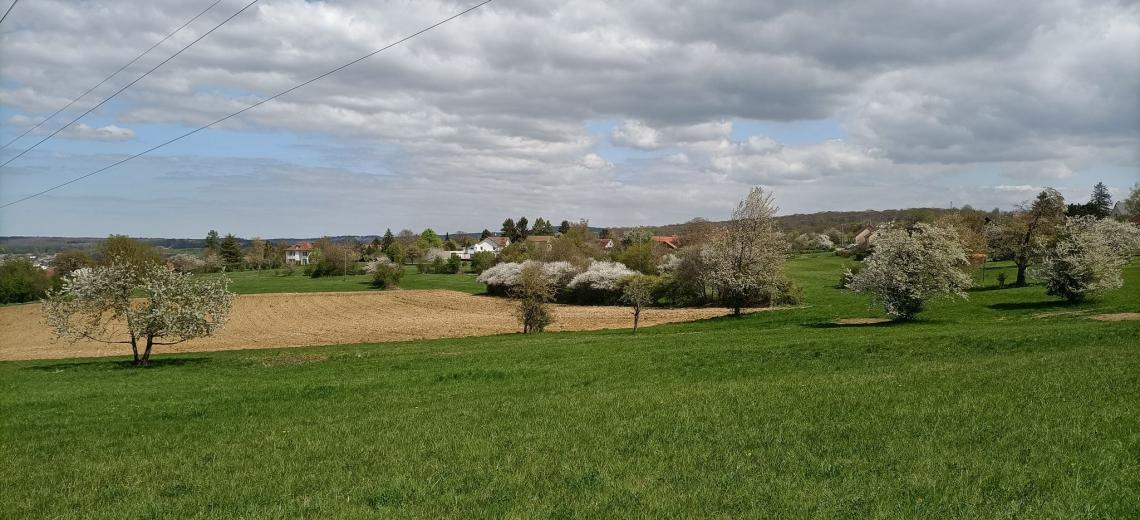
left=139, top=336, right=155, bottom=367
left=632, top=307, right=640, bottom=334
left=129, top=334, right=140, bottom=365
left=1015, top=262, right=1028, bottom=286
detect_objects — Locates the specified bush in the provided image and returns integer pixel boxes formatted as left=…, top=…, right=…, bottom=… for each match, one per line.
left=446, top=255, right=461, bottom=274
left=1034, top=216, right=1140, bottom=301
left=512, top=263, right=554, bottom=333
left=469, top=251, right=496, bottom=274
left=757, top=277, right=803, bottom=306
left=0, top=258, right=53, bottom=304
left=565, top=260, right=635, bottom=304
left=370, top=262, right=404, bottom=289
left=617, top=242, right=658, bottom=274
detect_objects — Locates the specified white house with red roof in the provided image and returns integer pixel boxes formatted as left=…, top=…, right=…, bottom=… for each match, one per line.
left=284, top=241, right=314, bottom=265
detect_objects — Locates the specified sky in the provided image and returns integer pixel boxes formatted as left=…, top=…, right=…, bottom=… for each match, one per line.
left=0, top=0, right=1137, bottom=238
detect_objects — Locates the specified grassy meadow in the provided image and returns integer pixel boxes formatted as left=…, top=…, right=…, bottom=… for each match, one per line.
left=2, top=254, right=1138, bottom=517
left=197, top=265, right=486, bottom=295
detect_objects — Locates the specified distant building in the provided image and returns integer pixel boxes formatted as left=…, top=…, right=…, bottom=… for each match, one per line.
left=853, top=226, right=878, bottom=247
left=284, top=242, right=313, bottom=265
left=1112, top=201, right=1128, bottom=218
left=651, top=235, right=680, bottom=251
left=596, top=238, right=614, bottom=249
left=458, top=236, right=511, bottom=259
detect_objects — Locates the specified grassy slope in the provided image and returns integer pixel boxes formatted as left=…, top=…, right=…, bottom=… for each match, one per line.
left=2, top=255, right=1137, bottom=518
left=198, top=265, right=486, bottom=295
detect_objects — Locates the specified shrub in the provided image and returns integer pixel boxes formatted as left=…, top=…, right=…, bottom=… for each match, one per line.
left=170, top=254, right=206, bottom=274
left=445, top=255, right=462, bottom=274
left=566, top=260, right=635, bottom=304
left=1034, top=216, right=1140, bottom=301
left=0, top=258, right=53, bottom=304
left=512, top=263, right=554, bottom=333
left=617, top=242, right=658, bottom=274
left=367, top=259, right=404, bottom=289
left=477, top=262, right=525, bottom=295
left=469, top=251, right=496, bottom=274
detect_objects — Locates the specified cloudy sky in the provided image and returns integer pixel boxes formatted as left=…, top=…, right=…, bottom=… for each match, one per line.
left=0, top=0, right=1137, bottom=238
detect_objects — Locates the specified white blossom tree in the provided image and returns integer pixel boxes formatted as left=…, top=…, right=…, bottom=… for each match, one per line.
left=43, top=263, right=234, bottom=366
left=1034, top=216, right=1140, bottom=301
left=846, top=223, right=972, bottom=320
left=701, top=187, right=787, bottom=315
left=566, top=260, right=636, bottom=291
left=619, top=274, right=654, bottom=334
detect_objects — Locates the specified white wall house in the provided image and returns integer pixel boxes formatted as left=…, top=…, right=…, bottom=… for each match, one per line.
left=285, top=242, right=313, bottom=265
left=455, top=236, right=511, bottom=260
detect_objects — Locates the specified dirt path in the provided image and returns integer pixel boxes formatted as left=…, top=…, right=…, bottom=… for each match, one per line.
left=0, top=290, right=751, bottom=361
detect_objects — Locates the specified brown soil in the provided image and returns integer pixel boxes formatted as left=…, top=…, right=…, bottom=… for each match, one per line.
left=833, top=317, right=892, bottom=325
left=0, top=290, right=762, bottom=361
left=1088, top=313, right=1140, bottom=322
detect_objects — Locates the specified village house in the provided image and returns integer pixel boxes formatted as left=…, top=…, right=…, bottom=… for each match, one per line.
left=596, top=238, right=614, bottom=249
left=853, top=226, right=878, bottom=248
left=284, top=242, right=313, bottom=265
left=455, top=236, right=511, bottom=260
left=651, top=235, right=680, bottom=252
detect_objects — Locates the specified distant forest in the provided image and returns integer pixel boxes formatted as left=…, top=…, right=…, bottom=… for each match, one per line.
left=1, top=207, right=981, bottom=254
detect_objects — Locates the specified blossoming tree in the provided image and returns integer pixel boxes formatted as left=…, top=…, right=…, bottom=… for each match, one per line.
left=43, top=263, right=234, bottom=366
left=701, top=187, right=787, bottom=315
left=846, top=223, right=972, bottom=320
left=1034, top=216, right=1140, bottom=301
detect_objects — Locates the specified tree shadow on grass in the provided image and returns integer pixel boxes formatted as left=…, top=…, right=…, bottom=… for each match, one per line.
left=802, top=320, right=905, bottom=329
left=24, top=357, right=211, bottom=372
left=988, top=300, right=1082, bottom=311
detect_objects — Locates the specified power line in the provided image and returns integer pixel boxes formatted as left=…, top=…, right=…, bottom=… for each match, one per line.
left=0, top=0, right=259, bottom=168
left=0, top=0, right=19, bottom=26
left=0, top=0, right=226, bottom=152
left=0, top=0, right=493, bottom=209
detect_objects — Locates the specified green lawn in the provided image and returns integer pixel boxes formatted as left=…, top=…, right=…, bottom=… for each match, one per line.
left=197, top=265, right=486, bottom=295
left=2, top=255, right=1138, bottom=517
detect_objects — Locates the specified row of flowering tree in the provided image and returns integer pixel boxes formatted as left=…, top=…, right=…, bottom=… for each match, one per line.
left=479, top=186, right=799, bottom=332
left=844, top=189, right=1140, bottom=320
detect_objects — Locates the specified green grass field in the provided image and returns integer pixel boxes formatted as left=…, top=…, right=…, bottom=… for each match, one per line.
left=2, top=255, right=1137, bottom=517
left=197, top=265, right=486, bottom=295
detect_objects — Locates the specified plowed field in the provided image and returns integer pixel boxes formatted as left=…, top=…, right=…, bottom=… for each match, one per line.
left=0, top=290, right=757, bottom=361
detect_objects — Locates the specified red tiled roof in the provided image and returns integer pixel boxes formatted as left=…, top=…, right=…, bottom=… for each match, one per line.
left=596, top=238, right=614, bottom=247
left=285, top=241, right=313, bottom=252
left=526, top=235, right=554, bottom=242
left=484, top=236, right=510, bottom=247
left=651, top=235, right=679, bottom=249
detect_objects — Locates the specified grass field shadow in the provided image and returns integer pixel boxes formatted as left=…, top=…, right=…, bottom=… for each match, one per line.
left=989, top=300, right=1082, bottom=311
left=25, top=357, right=212, bottom=372
left=803, top=320, right=903, bottom=329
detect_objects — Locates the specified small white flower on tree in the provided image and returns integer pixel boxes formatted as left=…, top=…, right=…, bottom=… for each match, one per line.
left=42, top=263, right=235, bottom=366
left=567, top=260, right=636, bottom=290
left=701, top=187, right=788, bottom=315
left=477, top=262, right=524, bottom=288
left=846, top=223, right=972, bottom=320
left=1034, top=216, right=1140, bottom=301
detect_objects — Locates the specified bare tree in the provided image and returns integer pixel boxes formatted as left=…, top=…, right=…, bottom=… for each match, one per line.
left=43, top=264, right=234, bottom=366
left=701, top=187, right=787, bottom=315
left=986, top=188, right=1066, bottom=285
